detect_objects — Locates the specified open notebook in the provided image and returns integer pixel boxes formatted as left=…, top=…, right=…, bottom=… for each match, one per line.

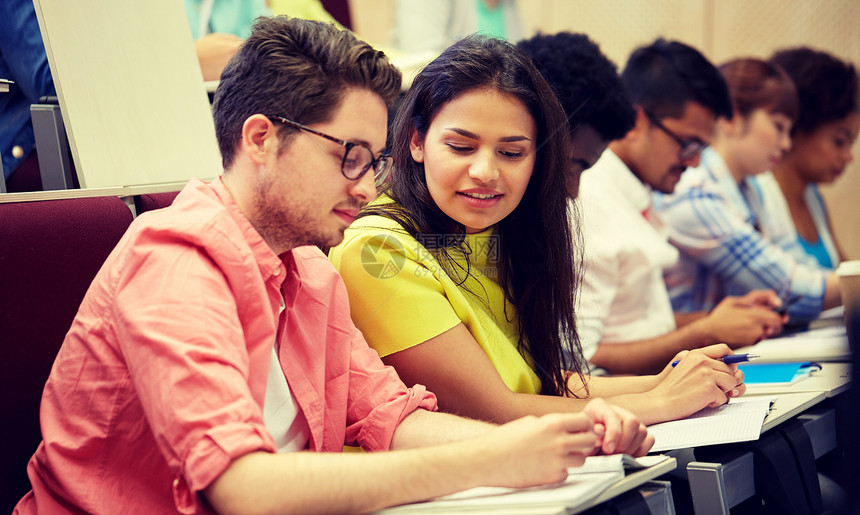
left=647, top=396, right=775, bottom=452
left=375, top=454, right=670, bottom=513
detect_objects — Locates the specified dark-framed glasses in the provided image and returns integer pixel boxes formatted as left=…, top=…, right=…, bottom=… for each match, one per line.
left=643, top=109, right=708, bottom=162
left=267, top=116, right=393, bottom=185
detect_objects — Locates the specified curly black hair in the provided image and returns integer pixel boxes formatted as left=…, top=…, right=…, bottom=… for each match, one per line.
left=517, top=32, right=635, bottom=142
left=770, top=47, right=859, bottom=135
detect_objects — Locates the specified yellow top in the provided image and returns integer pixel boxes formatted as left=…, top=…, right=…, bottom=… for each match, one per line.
left=329, top=211, right=541, bottom=394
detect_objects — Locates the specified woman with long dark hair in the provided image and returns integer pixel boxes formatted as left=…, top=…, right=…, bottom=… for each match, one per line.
left=763, top=48, right=858, bottom=269
left=330, top=36, right=743, bottom=429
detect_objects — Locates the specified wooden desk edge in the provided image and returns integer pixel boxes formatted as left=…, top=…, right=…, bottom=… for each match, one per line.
left=761, top=391, right=827, bottom=433
left=571, top=457, right=677, bottom=513
left=0, top=181, right=199, bottom=203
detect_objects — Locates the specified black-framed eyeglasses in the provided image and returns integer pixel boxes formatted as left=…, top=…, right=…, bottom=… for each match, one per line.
left=267, top=116, right=393, bottom=185
left=643, top=109, right=708, bottom=162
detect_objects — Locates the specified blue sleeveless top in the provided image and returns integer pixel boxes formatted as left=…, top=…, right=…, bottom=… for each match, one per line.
left=797, top=234, right=834, bottom=269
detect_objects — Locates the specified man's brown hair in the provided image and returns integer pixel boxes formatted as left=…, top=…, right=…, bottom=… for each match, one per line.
left=212, top=16, right=401, bottom=168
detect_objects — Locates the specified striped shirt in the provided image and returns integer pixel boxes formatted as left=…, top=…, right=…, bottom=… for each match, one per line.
left=652, top=149, right=827, bottom=320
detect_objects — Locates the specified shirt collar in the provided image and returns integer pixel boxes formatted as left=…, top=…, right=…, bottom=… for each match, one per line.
left=209, top=176, right=287, bottom=284
left=699, top=148, right=758, bottom=222
left=597, top=149, right=654, bottom=212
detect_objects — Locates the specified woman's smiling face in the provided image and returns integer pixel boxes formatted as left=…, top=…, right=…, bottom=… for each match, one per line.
left=410, top=87, right=537, bottom=233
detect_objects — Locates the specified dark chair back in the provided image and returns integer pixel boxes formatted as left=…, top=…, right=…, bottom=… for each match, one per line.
left=0, top=196, right=133, bottom=512
left=321, top=0, right=352, bottom=29
left=134, top=190, right=179, bottom=214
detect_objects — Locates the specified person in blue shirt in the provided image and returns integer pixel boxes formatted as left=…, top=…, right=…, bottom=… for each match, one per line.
left=654, top=57, right=843, bottom=321
left=0, top=0, right=56, bottom=192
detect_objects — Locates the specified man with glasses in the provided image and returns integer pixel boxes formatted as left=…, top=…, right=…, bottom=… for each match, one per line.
left=572, top=38, right=784, bottom=375
left=16, top=17, right=643, bottom=514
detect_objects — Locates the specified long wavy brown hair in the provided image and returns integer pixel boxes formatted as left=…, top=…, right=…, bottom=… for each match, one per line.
left=361, top=36, right=586, bottom=396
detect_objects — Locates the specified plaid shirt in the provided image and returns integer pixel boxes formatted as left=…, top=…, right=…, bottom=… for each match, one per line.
left=652, top=149, right=827, bottom=320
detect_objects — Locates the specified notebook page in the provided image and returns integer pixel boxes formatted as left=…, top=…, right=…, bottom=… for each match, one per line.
left=377, top=455, right=668, bottom=513
left=739, top=325, right=849, bottom=362
left=647, top=397, right=775, bottom=452
left=378, top=471, right=621, bottom=513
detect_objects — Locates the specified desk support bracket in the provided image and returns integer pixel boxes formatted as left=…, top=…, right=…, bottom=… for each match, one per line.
left=687, top=451, right=755, bottom=515
left=31, top=103, right=74, bottom=190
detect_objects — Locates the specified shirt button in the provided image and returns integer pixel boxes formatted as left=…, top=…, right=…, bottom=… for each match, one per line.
left=273, top=267, right=281, bottom=276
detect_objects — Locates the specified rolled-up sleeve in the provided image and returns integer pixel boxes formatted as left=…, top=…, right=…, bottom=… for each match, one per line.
left=577, top=258, right=618, bottom=361
left=344, top=337, right=437, bottom=451
left=112, top=232, right=276, bottom=511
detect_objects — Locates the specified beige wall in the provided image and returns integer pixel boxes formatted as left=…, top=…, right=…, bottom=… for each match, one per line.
left=350, top=0, right=860, bottom=258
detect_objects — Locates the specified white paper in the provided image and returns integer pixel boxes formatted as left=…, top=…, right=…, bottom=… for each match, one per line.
left=746, top=325, right=849, bottom=362
left=570, top=454, right=668, bottom=475
left=815, top=306, right=844, bottom=321
left=647, top=397, right=775, bottom=452
left=376, top=455, right=668, bottom=513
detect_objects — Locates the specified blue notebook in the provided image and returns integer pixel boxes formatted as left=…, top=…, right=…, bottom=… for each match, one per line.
left=738, top=362, right=820, bottom=386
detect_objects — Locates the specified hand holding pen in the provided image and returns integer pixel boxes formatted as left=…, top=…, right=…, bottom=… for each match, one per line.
left=672, top=353, right=760, bottom=367
left=652, top=344, right=748, bottom=420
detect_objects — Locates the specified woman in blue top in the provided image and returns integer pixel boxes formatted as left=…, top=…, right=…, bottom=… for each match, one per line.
left=759, top=47, right=859, bottom=269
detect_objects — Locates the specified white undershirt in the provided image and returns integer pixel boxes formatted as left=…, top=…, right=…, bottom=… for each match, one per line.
left=263, top=293, right=310, bottom=452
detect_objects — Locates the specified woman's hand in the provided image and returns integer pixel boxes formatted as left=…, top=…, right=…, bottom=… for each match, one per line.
left=650, top=344, right=746, bottom=420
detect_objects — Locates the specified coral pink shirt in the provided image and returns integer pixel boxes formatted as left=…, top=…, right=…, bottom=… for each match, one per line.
left=15, top=178, right=436, bottom=514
